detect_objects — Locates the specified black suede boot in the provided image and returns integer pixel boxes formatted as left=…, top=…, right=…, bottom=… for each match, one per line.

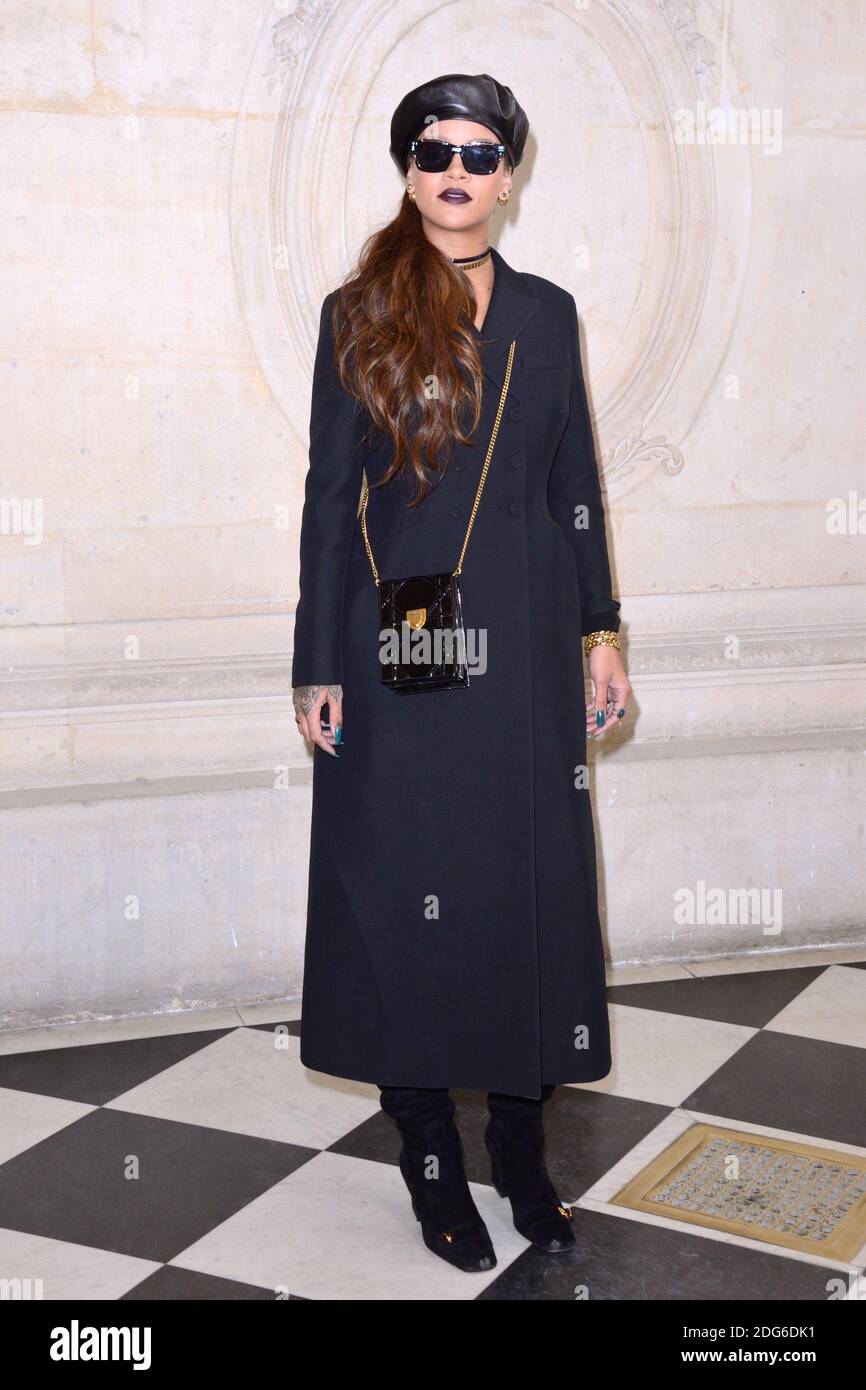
left=485, top=1084, right=576, bottom=1252
left=379, top=1085, right=496, bottom=1273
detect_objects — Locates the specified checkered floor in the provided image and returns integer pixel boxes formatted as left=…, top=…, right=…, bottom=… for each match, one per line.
left=1, top=950, right=864, bottom=1300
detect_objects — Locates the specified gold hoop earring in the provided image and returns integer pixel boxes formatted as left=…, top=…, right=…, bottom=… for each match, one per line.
left=498, top=191, right=509, bottom=204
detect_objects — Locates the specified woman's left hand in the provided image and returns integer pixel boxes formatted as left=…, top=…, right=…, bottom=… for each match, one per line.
left=585, top=646, right=632, bottom=739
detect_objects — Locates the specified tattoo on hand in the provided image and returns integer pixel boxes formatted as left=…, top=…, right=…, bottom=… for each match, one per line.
left=293, top=684, right=342, bottom=718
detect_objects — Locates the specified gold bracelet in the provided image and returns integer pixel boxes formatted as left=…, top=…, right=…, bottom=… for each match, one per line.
left=583, top=629, right=621, bottom=656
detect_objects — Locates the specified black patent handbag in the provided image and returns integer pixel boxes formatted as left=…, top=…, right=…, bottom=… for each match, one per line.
left=359, top=340, right=516, bottom=694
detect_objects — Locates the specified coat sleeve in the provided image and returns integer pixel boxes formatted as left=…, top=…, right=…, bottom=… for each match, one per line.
left=291, top=291, right=366, bottom=687
left=546, top=294, right=622, bottom=637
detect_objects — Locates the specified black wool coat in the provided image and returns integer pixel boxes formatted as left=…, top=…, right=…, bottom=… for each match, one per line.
left=292, top=245, right=621, bottom=1098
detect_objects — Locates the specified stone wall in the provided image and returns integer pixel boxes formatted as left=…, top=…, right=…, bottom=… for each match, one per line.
left=1, top=0, right=863, bottom=1029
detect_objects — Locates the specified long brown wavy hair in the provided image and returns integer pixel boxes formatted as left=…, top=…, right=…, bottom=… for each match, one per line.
left=330, top=192, right=496, bottom=505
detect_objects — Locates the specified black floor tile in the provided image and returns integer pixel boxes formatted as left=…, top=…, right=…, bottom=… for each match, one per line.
left=477, top=1206, right=841, bottom=1301
left=120, top=1266, right=301, bottom=1300
left=0, top=1107, right=316, bottom=1263
left=330, top=1085, right=674, bottom=1208
left=453, top=1086, right=674, bottom=1202
left=683, top=1030, right=866, bottom=1147
left=606, top=965, right=827, bottom=1028
left=247, top=1019, right=302, bottom=1038
left=0, top=1028, right=234, bottom=1106
left=327, top=1110, right=402, bottom=1165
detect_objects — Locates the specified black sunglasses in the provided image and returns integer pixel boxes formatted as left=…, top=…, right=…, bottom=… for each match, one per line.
left=409, top=138, right=508, bottom=176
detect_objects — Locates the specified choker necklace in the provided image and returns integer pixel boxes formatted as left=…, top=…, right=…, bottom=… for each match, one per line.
left=449, top=249, right=491, bottom=271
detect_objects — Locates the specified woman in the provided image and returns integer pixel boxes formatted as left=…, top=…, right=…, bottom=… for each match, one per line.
left=292, top=73, right=631, bottom=1274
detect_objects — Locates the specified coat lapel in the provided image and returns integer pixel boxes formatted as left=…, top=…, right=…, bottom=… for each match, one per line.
left=471, top=245, right=539, bottom=391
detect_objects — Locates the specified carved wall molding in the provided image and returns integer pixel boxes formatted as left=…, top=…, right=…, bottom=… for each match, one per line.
left=4, top=598, right=866, bottom=717
left=2, top=598, right=864, bottom=796
left=230, top=0, right=751, bottom=499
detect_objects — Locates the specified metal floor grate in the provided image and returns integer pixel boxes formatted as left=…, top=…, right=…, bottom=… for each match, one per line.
left=611, top=1123, right=866, bottom=1261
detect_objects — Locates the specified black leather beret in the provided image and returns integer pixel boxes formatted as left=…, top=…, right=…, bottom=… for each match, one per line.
left=390, top=72, right=529, bottom=176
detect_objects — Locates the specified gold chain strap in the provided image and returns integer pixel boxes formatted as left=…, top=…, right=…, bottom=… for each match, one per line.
left=359, top=339, right=517, bottom=587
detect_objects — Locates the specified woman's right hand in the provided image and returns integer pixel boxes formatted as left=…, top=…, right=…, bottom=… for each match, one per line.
left=293, top=684, right=343, bottom=756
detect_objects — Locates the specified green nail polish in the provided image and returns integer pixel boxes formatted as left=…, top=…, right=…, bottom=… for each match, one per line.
left=334, top=724, right=343, bottom=746
left=596, top=709, right=606, bottom=727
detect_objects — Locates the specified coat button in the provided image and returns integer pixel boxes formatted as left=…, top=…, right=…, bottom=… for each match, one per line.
left=450, top=505, right=464, bottom=518
left=508, top=502, right=521, bottom=517
left=508, top=405, right=522, bottom=421
left=509, top=453, right=523, bottom=469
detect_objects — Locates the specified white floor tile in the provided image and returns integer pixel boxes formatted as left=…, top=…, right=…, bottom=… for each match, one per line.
left=763, top=965, right=866, bottom=1049
left=172, top=1149, right=527, bottom=1300
left=0, top=1226, right=160, bottom=1300
left=0, top=1087, right=94, bottom=1165
left=568, top=1003, right=756, bottom=1106
left=104, top=1027, right=381, bottom=1149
